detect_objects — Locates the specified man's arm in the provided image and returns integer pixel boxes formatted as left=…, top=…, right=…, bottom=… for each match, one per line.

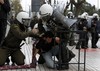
left=11, top=24, right=39, bottom=39
left=0, top=0, right=11, bottom=12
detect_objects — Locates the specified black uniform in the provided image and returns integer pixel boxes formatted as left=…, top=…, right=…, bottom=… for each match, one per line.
left=91, top=18, right=99, bottom=48
left=76, top=18, right=89, bottom=49
left=0, top=0, right=11, bottom=45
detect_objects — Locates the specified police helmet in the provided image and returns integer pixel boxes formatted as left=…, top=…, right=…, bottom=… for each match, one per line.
left=16, top=12, right=31, bottom=26
left=67, top=11, right=74, bottom=18
left=39, top=4, right=53, bottom=18
left=93, top=13, right=99, bottom=18
left=81, top=12, right=88, bottom=19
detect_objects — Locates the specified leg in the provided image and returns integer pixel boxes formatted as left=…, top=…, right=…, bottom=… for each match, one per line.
left=92, top=33, right=98, bottom=48
left=11, top=50, right=25, bottom=65
left=0, top=48, right=9, bottom=66
left=91, top=33, right=95, bottom=48
left=0, top=20, right=7, bottom=46
left=76, top=34, right=82, bottom=49
left=42, top=52, right=54, bottom=68
left=69, top=28, right=76, bottom=46
left=11, top=56, right=16, bottom=66
left=38, top=54, right=45, bottom=64
left=42, top=45, right=59, bottom=68
left=5, top=57, right=10, bottom=65
left=95, top=33, right=99, bottom=48
left=30, top=47, right=37, bottom=67
left=81, top=33, right=88, bottom=48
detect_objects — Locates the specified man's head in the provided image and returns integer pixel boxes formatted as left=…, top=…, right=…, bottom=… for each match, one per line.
left=67, top=11, right=74, bottom=18
left=92, top=13, right=99, bottom=21
left=39, top=4, right=53, bottom=22
left=16, top=11, right=31, bottom=26
left=43, top=31, right=54, bottom=43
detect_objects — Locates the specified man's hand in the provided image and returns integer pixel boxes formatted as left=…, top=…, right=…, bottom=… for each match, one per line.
left=83, top=27, right=87, bottom=31
left=0, top=0, right=4, bottom=4
left=98, top=34, right=100, bottom=37
left=55, top=37, right=60, bottom=43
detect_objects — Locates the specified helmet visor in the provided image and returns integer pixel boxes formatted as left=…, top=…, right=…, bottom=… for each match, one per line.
left=41, top=14, right=51, bottom=22
left=22, top=18, right=31, bottom=27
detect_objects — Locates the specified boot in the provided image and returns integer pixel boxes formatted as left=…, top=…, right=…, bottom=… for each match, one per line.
left=38, top=55, right=45, bottom=64
left=5, top=57, right=10, bottom=65
left=56, top=63, right=69, bottom=70
left=68, top=50, right=75, bottom=62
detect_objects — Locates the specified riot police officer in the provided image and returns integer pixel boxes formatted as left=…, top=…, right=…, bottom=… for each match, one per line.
left=76, top=12, right=89, bottom=49
left=0, top=11, right=39, bottom=66
left=33, top=4, right=75, bottom=69
left=67, top=11, right=76, bottom=46
left=91, top=13, right=99, bottom=48
left=33, top=4, right=59, bottom=69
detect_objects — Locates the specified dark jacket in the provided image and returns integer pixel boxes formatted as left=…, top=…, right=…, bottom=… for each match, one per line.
left=2, top=23, right=37, bottom=49
left=77, top=19, right=88, bottom=31
left=0, top=0, right=11, bottom=19
left=91, top=18, right=98, bottom=33
left=36, top=38, right=55, bottom=52
left=96, top=20, right=100, bottom=34
left=36, top=31, right=55, bottom=52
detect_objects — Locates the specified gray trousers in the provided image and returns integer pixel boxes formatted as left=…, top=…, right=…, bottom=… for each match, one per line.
left=42, top=45, right=59, bottom=68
